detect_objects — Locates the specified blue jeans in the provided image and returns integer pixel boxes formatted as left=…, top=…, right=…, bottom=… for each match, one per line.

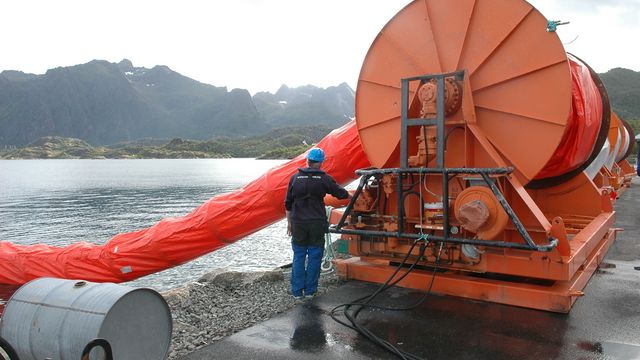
left=291, top=242, right=324, bottom=296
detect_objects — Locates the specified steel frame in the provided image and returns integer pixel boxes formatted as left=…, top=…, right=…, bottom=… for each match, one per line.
left=331, top=71, right=617, bottom=312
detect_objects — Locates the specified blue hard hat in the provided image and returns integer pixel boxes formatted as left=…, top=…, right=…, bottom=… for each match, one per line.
left=307, top=147, right=325, bottom=162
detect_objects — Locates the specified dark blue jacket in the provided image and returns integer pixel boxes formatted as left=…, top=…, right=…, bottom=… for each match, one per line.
left=285, top=168, right=349, bottom=222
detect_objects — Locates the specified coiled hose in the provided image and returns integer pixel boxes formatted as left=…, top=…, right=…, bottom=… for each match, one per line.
left=321, top=206, right=336, bottom=273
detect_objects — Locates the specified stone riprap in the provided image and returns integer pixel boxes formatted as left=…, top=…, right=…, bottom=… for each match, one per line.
left=163, top=269, right=343, bottom=359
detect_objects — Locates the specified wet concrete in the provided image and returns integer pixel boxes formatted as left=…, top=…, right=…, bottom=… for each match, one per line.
left=184, top=178, right=640, bottom=360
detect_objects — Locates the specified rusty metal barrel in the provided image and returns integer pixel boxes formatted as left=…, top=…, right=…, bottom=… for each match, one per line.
left=0, top=278, right=171, bottom=360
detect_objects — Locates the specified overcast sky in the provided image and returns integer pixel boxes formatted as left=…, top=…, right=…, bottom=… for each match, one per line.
left=1, top=0, right=638, bottom=94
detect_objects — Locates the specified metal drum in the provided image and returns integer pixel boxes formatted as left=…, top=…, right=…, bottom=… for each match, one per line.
left=0, top=278, right=172, bottom=360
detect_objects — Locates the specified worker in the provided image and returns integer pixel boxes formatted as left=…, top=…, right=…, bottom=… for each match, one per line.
left=285, top=147, right=349, bottom=299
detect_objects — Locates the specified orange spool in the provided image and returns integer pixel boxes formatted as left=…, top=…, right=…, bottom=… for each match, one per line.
left=355, top=0, right=608, bottom=187
left=608, top=112, right=622, bottom=168
left=619, top=117, right=635, bottom=162
left=612, top=112, right=633, bottom=162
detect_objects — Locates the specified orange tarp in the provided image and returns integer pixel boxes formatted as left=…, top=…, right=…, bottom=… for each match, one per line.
left=535, top=54, right=603, bottom=179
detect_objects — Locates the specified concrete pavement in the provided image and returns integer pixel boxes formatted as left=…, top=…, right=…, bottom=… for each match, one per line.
left=182, top=178, right=640, bottom=360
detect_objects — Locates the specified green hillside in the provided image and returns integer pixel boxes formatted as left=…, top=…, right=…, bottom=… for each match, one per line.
left=600, top=68, right=640, bottom=123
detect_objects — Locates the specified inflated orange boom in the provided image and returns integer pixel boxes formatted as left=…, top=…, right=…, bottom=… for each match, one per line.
left=330, top=0, right=633, bottom=313
left=0, top=124, right=370, bottom=285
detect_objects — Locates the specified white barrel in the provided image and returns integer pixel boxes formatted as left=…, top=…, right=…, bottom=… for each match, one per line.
left=605, top=129, right=622, bottom=171
left=585, top=139, right=611, bottom=180
left=0, top=278, right=172, bottom=360
left=616, top=126, right=631, bottom=163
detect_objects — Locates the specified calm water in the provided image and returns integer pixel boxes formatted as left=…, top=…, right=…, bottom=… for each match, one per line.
left=0, top=159, right=291, bottom=290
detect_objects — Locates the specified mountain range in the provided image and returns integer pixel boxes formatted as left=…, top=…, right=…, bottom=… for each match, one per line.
left=599, top=68, right=640, bottom=122
left=0, top=60, right=638, bottom=148
left=0, top=60, right=354, bottom=147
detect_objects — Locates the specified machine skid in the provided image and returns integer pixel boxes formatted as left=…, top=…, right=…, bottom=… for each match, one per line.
left=335, top=227, right=617, bottom=313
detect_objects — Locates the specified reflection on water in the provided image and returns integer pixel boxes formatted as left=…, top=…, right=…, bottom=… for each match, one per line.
left=0, top=159, right=291, bottom=290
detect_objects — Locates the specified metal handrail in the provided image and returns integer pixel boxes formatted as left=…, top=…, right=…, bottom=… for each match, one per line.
left=330, top=167, right=558, bottom=252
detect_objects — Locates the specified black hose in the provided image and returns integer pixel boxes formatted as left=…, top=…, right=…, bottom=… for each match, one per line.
left=330, top=238, right=442, bottom=360
left=330, top=238, right=425, bottom=329
left=0, top=336, right=19, bottom=360
left=81, top=339, right=113, bottom=360
left=334, top=241, right=427, bottom=360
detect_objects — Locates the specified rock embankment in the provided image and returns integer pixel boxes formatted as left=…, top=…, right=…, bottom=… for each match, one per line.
left=163, top=269, right=343, bottom=359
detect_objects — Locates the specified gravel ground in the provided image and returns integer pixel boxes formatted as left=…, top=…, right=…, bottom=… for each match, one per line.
left=162, top=268, right=345, bottom=359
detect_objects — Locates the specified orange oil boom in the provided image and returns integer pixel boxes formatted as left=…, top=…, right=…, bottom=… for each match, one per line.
left=0, top=122, right=369, bottom=285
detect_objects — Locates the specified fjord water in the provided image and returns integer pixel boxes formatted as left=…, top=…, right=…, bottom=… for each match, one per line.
left=0, top=159, right=290, bottom=290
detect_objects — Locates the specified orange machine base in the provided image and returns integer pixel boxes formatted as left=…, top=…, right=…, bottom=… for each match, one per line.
left=616, top=183, right=631, bottom=198
left=334, top=229, right=617, bottom=313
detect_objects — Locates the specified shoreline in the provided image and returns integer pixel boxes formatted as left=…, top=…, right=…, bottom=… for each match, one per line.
left=162, top=268, right=344, bottom=359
